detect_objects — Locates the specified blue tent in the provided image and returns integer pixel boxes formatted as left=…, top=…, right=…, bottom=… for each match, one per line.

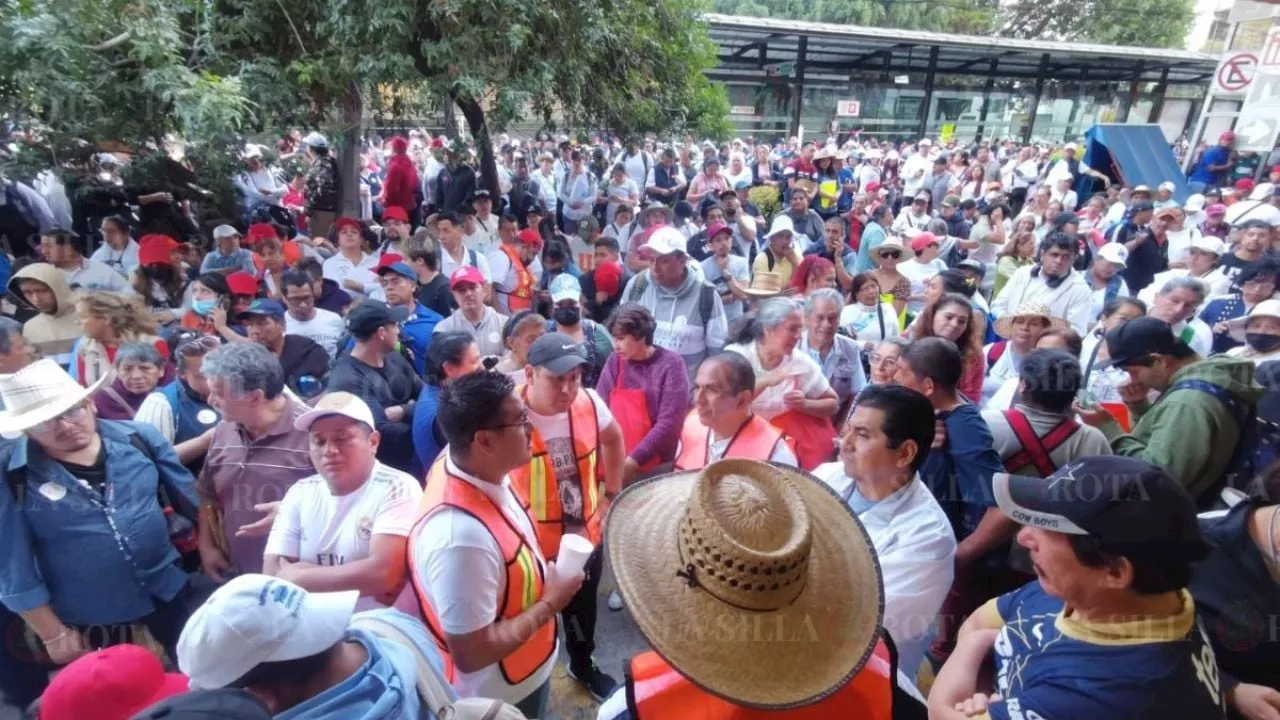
left=1078, top=124, right=1189, bottom=203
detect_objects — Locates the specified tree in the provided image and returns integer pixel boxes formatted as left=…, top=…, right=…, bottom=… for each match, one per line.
left=997, top=0, right=1195, bottom=48
left=708, top=0, right=997, bottom=34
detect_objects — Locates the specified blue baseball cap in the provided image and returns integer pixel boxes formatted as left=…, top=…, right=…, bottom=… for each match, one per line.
left=375, top=261, right=417, bottom=282
left=235, top=299, right=285, bottom=322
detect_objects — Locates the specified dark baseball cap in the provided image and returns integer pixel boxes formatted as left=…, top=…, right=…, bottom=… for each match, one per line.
left=527, top=332, right=587, bottom=375
left=1129, top=200, right=1155, bottom=214
left=994, top=456, right=1205, bottom=552
left=1097, top=316, right=1195, bottom=369
left=345, top=301, right=407, bottom=337
left=235, top=299, right=285, bottom=322
left=129, top=689, right=272, bottom=720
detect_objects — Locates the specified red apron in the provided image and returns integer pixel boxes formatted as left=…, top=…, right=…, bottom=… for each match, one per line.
left=608, top=355, right=660, bottom=472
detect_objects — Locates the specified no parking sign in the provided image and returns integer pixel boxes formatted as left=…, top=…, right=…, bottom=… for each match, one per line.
left=1214, top=51, right=1259, bottom=95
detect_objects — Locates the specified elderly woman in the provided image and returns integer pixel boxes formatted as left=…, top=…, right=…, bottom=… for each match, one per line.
left=725, top=297, right=840, bottom=469
left=95, top=342, right=172, bottom=420
left=840, top=271, right=901, bottom=356
left=837, top=336, right=909, bottom=435
left=494, top=311, right=546, bottom=382
left=597, top=303, right=690, bottom=480
left=800, top=288, right=866, bottom=421
left=73, top=292, right=170, bottom=388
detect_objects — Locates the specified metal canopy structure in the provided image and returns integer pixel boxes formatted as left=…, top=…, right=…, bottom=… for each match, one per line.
left=705, top=13, right=1220, bottom=140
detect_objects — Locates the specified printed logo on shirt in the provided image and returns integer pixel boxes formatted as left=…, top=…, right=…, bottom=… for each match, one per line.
left=357, top=516, right=373, bottom=540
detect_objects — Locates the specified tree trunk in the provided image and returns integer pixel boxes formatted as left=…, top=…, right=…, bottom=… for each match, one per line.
left=454, top=93, right=501, bottom=200
left=441, top=98, right=459, bottom=138
left=340, top=81, right=363, bottom=217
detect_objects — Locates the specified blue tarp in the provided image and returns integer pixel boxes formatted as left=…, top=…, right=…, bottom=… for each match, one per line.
left=1080, top=124, right=1189, bottom=203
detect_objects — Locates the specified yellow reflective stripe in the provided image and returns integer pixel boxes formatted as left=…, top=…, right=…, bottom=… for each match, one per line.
left=529, top=458, right=548, bottom=521
left=584, top=450, right=598, bottom=515
left=515, top=546, right=537, bottom=609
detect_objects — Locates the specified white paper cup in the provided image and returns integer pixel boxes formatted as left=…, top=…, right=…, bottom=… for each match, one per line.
left=555, top=534, right=594, bottom=578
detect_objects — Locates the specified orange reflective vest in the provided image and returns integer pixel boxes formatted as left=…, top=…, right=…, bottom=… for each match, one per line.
left=408, top=458, right=557, bottom=686
left=674, top=411, right=792, bottom=471
left=498, top=244, right=535, bottom=312
left=508, top=386, right=601, bottom=560
left=628, top=640, right=895, bottom=720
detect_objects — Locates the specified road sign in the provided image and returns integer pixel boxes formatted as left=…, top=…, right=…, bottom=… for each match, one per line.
left=1263, top=27, right=1280, bottom=69
left=835, top=100, right=861, bottom=117
left=729, top=105, right=758, bottom=117
left=1214, top=52, right=1259, bottom=94
left=1235, top=111, right=1280, bottom=152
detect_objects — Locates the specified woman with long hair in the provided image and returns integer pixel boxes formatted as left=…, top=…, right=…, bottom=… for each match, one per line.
left=73, top=291, right=169, bottom=387
left=790, top=255, right=837, bottom=296
left=915, top=293, right=985, bottom=402
left=130, top=234, right=188, bottom=326
left=412, top=332, right=484, bottom=469
left=179, top=272, right=248, bottom=344
left=963, top=202, right=1011, bottom=292
left=994, top=220, right=1038, bottom=298
left=958, top=164, right=986, bottom=202
left=751, top=144, right=779, bottom=187
left=840, top=272, right=901, bottom=354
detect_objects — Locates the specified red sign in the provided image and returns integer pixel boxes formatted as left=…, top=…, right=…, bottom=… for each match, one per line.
left=1216, top=52, right=1259, bottom=94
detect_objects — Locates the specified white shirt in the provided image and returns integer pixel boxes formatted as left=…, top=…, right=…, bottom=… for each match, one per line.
left=724, top=341, right=832, bottom=422
left=527, top=390, right=614, bottom=531
left=1163, top=227, right=1202, bottom=267
left=323, top=252, right=381, bottom=297
left=439, top=242, right=493, bottom=284
left=287, top=308, right=346, bottom=358
left=411, top=455, right=557, bottom=704
left=90, top=240, right=139, bottom=278
left=990, top=265, right=1094, bottom=336
left=64, top=257, right=135, bottom=294
left=488, top=248, right=544, bottom=315
left=1138, top=268, right=1231, bottom=307
left=466, top=214, right=500, bottom=255
left=1088, top=275, right=1131, bottom=324
left=1173, top=317, right=1214, bottom=358
left=901, top=154, right=931, bottom=196
left=811, top=466, right=956, bottom=677
left=898, top=259, right=946, bottom=315
left=839, top=301, right=901, bottom=352
left=266, top=461, right=423, bottom=614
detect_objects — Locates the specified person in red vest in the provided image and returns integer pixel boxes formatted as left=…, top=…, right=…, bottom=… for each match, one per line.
left=406, top=370, right=583, bottom=716
left=598, top=457, right=927, bottom=719
left=508, top=332, right=626, bottom=701
left=674, top=351, right=798, bottom=470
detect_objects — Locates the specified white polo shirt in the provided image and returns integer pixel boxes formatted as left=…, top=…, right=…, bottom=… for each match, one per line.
left=265, top=460, right=423, bottom=614
left=322, top=252, right=381, bottom=297
left=433, top=307, right=508, bottom=357
left=439, top=242, right=493, bottom=284
left=411, top=455, right=558, bottom=704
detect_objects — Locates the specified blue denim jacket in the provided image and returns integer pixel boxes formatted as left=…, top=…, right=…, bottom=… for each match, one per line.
left=0, top=421, right=200, bottom=625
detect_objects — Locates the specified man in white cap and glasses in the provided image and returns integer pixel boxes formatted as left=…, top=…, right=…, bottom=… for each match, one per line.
left=200, top=224, right=257, bottom=276
left=264, top=392, right=423, bottom=613
left=1140, top=235, right=1230, bottom=307
left=622, top=226, right=727, bottom=380
left=0, top=359, right=207, bottom=706
left=408, top=370, right=583, bottom=717
left=177, top=574, right=453, bottom=718
left=303, top=131, right=341, bottom=240
left=597, top=457, right=925, bottom=719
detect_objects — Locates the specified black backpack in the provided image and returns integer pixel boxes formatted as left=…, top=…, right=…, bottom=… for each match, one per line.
left=1168, top=379, right=1280, bottom=505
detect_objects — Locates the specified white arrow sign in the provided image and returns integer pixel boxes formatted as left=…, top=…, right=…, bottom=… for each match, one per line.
left=1242, top=118, right=1274, bottom=143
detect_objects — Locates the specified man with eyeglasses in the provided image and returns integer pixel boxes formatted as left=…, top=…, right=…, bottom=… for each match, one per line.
left=0, top=359, right=208, bottom=707
left=408, top=370, right=583, bottom=715
left=281, top=269, right=346, bottom=358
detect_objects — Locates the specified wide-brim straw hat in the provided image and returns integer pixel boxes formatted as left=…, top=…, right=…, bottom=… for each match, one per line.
left=994, top=301, right=1069, bottom=339
left=0, top=359, right=109, bottom=438
left=870, top=236, right=912, bottom=261
left=606, top=459, right=884, bottom=709
left=741, top=272, right=794, bottom=298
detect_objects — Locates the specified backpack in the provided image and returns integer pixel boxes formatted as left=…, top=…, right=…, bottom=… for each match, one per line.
left=626, top=272, right=716, bottom=328
left=348, top=614, right=527, bottom=720
left=1168, top=379, right=1280, bottom=502
left=986, top=341, right=1007, bottom=369
left=3, top=429, right=201, bottom=571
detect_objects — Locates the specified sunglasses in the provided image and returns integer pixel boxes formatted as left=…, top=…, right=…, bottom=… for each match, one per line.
left=880, top=251, right=902, bottom=260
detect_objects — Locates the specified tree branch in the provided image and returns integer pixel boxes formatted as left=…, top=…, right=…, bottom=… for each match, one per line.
left=88, top=30, right=132, bottom=52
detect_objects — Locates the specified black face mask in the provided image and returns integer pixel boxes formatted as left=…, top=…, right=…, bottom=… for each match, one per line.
left=144, top=265, right=170, bottom=280
left=1247, top=332, right=1280, bottom=353
left=553, top=306, right=581, bottom=326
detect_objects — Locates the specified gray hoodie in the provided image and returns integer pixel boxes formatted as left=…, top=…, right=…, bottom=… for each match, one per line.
left=622, top=266, right=727, bottom=379
left=9, top=263, right=80, bottom=366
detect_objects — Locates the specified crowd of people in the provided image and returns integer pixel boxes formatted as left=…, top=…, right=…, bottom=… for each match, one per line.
left=1, top=125, right=1280, bottom=720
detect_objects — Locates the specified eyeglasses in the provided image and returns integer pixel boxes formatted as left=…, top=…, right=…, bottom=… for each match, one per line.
left=481, top=413, right=531, bottom=432
left=31, top=403, right=90, bottom=433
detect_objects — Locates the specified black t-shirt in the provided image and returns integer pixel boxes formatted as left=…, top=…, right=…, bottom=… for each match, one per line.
left=416, top=273, right=454, bottom=317
left=1216, top=251, right=1257, bottom=290
left=278, top=335, right=330, bottom=393
left=59, top=444, right=108, bottom=495
left=328, top=352, right=423, bottom=427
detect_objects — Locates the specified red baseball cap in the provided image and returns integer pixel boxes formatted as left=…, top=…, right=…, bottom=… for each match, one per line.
left=377, top=253, right=405, bottom=269
left=244, top=223, right=277, bottom=246
left=517, top=228, right=544, bottom=248
left=382, top=206, right=410, bottom=224
left=910, top=232, right=940, bottom=254
left=1235, top=178, right=1255, bottom=192
left=1220, top=131, right=1236, bottom=143
left=705, top=222, right=732, bottom=241
left=227, top=271, right=259, bottom=296
left=1206, top=203, right=1228, bottom=217
left=333, top=216, right=363, bottom=233
left=39, top=644, right=188, bottom=720
left=595, top=261, right=624, bottom=296
left=138, top=234, right=178, bottom=267
left=450, top=265, right=486, bottom=289
left=1271, top=165, right=1280, bottom=176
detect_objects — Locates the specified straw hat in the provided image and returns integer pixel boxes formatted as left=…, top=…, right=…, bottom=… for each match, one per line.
left=605, top=459, right=884, bottom=708
left=994, top=301, right=1069, bottom=339
left=792, top=178, right=817, bottom=199
left=870, top=236, right=912, bottom=261
left=741, top=272, right=793, bottom=298
left=0, top=359, right=109, bottom=438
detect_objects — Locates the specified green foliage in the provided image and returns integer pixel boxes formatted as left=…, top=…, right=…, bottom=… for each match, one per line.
left=708, top=0, right=997, bottom=33
left=998, top=0, right=1195, bottom=48
left=748, top=184, right=781, bottom=219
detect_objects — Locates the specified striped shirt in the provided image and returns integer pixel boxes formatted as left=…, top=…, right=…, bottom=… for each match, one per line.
left=198, top=397, right=315, bottom=574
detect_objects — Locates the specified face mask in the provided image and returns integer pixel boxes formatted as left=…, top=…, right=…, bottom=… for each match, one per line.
left=144, top=265, right=169, bottom=280
left=1247, top=332, right=1280, bottom=354
left=191, top=298, right=218, bottom=317
left=553, top=306, right=581, bottom=326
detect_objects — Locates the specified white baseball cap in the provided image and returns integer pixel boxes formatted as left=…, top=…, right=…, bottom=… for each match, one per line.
left=293, top=391, right=376, bottom=432
left=212, top=225, right=240, bottom=240
left=640, top=226, right=687, bottom=256
left=1158, top=181, right=1177, bottom=193
left=1097, top=243, right=1129, bottom=269
left=1184, top=193, right=1206, bottom=213
left=1064, top=142, right=1079, bottom=152
left=177, top=575, right=357, bottom=690
left=1189, top=235, right=1226, bottom=256
left=550, top=273, right=583, bottom=304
